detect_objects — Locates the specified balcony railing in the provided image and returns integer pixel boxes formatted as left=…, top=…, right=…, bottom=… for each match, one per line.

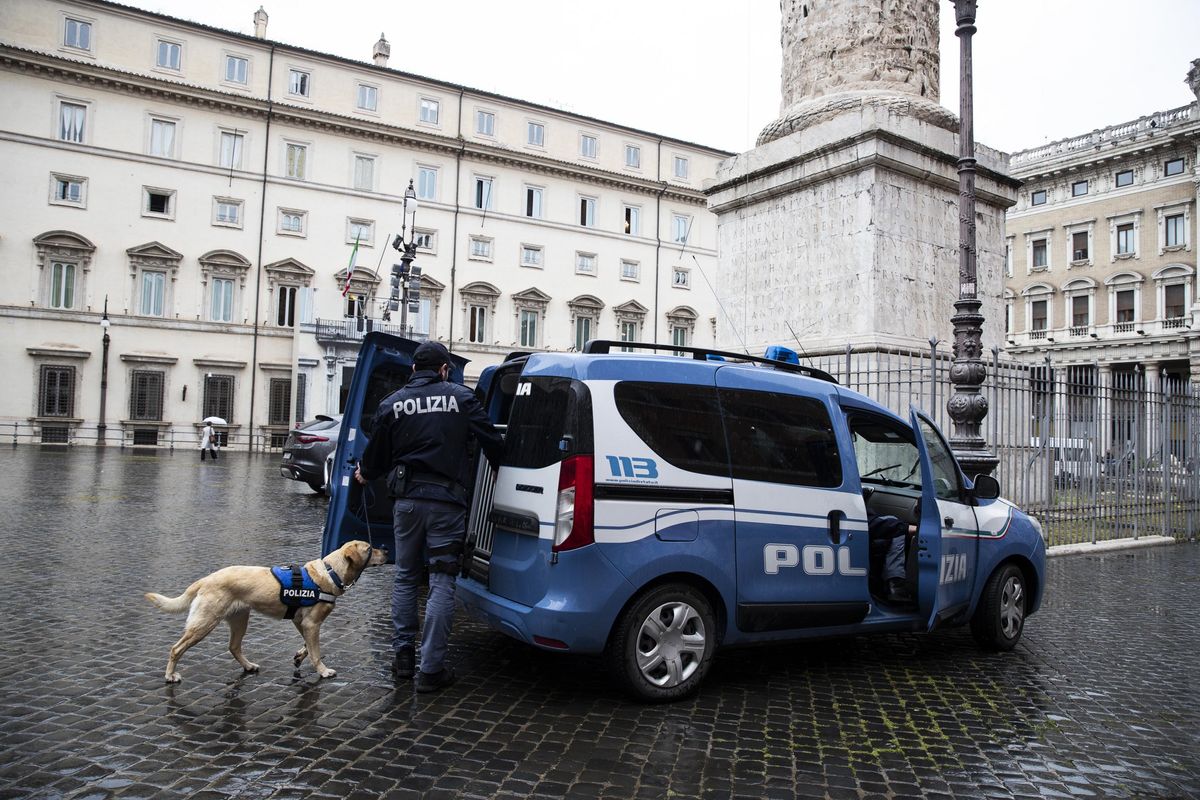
left=1029, top=329, right=1048, bottom=340
left=1069, top=325, right=1090, bottom=337
left=1010, top=102, right=1196, bottom=168
left=1113, top=322, right=1135, bottom=334
left=313, top=317, right=428, bottom=343
left=1161, top=316, right=1189, bottom=330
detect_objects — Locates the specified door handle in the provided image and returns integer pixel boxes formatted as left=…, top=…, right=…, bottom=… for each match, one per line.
left=944, top=516, right=954, bottom=529
left=828, top=510, right=846, bottom=544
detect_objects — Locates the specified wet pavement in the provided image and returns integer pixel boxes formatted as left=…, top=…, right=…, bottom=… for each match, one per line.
left=0, top=446, right=1197, bottom=800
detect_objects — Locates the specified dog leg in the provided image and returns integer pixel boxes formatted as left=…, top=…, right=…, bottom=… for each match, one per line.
left=292, top=644, right=307, bottom=667
left=294, top=616, right=335, bottom=679
left=226, top=608, right=259, bottom=674
left=164, top=613, right=222, bottom=683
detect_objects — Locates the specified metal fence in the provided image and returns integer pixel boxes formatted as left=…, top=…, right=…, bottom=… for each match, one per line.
left=2, top=421, right=285, bottom=452
left=806, top=346, right=1199, bottom=546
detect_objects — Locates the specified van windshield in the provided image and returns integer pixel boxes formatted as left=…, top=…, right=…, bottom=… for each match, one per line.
left=501, top=376, right=592, bottom=470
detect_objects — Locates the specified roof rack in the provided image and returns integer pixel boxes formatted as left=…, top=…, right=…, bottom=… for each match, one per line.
left=581, top=340, right=838, bottom=384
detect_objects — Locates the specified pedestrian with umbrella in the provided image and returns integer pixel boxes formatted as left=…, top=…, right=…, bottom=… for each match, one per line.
left=200, top=416, right=225, bottom=461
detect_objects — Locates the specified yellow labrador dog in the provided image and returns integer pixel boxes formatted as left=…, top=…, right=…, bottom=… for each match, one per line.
left=145, top=540, right=387, bottom=683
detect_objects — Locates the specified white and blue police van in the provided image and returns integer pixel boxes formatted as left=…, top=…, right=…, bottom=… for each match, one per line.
left=324, top=334, right=1046, bottom=702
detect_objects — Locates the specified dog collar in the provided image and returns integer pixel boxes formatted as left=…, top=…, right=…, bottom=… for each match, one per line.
left=321, top=559, right=348, bottom=593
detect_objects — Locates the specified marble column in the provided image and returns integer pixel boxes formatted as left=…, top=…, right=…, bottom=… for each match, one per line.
left=1145, top=362, right=1161, bottom=459
left=1097, top=363, right=1113, bottom=459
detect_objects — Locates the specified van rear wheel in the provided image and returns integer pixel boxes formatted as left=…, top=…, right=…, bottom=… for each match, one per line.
left=605, top=584, right=716, bottom=702
left=970, top=563, right=1026, bottom=651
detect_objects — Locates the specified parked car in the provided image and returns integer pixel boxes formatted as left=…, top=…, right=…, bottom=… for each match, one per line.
left=280, top=414, right=343, bottom=494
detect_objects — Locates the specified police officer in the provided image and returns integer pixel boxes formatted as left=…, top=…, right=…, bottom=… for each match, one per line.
left=355, top=341, right=503, bottom=692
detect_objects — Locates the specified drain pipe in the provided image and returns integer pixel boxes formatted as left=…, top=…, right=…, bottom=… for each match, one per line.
left=447, top=87, right=465, bottom=350
left=247, top=44, right=275, bottom=451
left=653, top=136, right=665, bottom=343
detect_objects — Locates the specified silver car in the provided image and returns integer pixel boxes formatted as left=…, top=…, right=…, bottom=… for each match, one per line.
left=279, top=414, right=342, bottom=494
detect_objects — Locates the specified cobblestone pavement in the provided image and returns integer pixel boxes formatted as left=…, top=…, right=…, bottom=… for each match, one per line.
left=0, top=446, right=1197, bottom=799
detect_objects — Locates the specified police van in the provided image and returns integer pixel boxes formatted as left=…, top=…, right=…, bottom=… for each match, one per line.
left=324, top=335, right=1046, bottom=701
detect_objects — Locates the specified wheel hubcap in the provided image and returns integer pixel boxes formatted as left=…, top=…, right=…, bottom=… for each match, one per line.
left=999, top=575, right=1025, bottom=639
left=635, top=601, right=707, bottom=688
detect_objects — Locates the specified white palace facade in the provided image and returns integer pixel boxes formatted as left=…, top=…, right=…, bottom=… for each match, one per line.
left=0, top=0, right=728, bottom=447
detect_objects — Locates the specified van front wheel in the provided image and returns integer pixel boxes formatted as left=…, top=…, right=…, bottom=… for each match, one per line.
left=606, top=584, right=716, bottom=702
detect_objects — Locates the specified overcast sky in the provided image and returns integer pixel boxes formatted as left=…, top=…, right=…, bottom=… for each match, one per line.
left=134, top=0, right=1199, bottom=155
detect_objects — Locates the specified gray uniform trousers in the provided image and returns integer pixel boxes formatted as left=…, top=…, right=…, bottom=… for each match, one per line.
left=390, top=497, right=467, bottom=674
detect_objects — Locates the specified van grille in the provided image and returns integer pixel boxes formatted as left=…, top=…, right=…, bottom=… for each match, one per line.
left=466, top=426, right=504, bottom=583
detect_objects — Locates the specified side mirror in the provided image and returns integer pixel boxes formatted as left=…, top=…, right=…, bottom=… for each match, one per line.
left=972, top=473, right=1001, bottom=500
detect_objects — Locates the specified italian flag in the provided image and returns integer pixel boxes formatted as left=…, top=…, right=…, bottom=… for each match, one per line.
left=341, top=234, right=361, bottom=297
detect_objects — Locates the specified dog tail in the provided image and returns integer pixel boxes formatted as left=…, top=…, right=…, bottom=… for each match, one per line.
left=144, top=581, right=200, bottom=613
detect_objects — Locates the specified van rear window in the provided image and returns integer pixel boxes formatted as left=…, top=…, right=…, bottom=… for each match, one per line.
left=719, top=389, right=842, bottom=487
left=613, top=382, right=729, bottom=477
left=502, top=377, right=592, bottom=470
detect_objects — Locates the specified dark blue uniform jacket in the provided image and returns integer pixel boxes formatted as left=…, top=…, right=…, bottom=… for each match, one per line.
left=360, top=370, right=504, bottom=506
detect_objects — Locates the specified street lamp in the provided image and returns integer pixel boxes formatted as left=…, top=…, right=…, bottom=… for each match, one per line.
left=97, top=295, right=111, bottom=446
left=383, top=179, right=423, bottom=338
left=946, top=0, right=997, bottom=477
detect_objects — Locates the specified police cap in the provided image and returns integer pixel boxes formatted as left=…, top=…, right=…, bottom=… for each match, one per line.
left=413, top=341, right=452, bottom=370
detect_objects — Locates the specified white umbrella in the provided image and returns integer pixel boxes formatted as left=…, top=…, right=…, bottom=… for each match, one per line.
left=202, top=416, right=227, bottom=425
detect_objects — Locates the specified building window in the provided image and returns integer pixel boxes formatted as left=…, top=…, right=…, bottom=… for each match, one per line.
left=467, top=305, right=487, bottom=343
left=1030, top=189, right=1047, bottom=206
left=1032, top=239, right=1048, bottom=269
left=285, top=142, right=308, bottom=179
left=620, top=260, right=640, bottom=281
left=620, top=320, right=640, bottom=349
left=413, top=229, right=436, bottom=252
left=1072, top=231, right=1089, bottom=262
left=345, top=293, right=365, bottom=319
left=278, top=209, right=306, bottom=236
left=49, top=262, right=76, bottom=309
left=519, top=309, right=539, bottom=348
left=672, top=214, right=690, bottom=244
left=624, top=206, right=640, bottom=236
left=674, top=156, right=689, bottom=179
left=156, top=39, right=181, bottom=70
left=579, top=196, right=596, bottom=227
left=143, top=188, right=175, bottom=218
left=288, top=69, right=310, bottom=97
left=419, top=97, right=440, bottom=124
left=211, top=278, right=234, bottom=322
left=39, top=365, right=75, bottom=417
left=1165, top=214, right=1185, bottom=248
left=276, top=285, right=297, bottom=326
left=580, top=134, right=597, bottom=159
left=58, top=102, right=86, bottom=143
left=1165, top=284, right=1186, bottom=318
left=671, top=324, right=689, bottom=352
left=224, top=55, right=248, bottom=84
left=476, top=110, right=495, bottom=136
left=469, top=237, right=493, bottom=260
left=213, top=197, right=242, bottom=227
left=525, top=185, right=543, bottom=218
left=64, top=18, right=92, bottom=51
left=149, top=118, right=176, bottom=158
left=417, top=166, right=438, bottom=200
left=520, top=245, right=543, bottom=268
left=1030, top=300, right=1047, bottom=331
left=1115, top=169, right=1134, bottom=188
left=1115, top=290, right=1135, bottom=323
left=1116, top=223, right=1135, bottom=255
left=1164, top=158, right=1184, bottom=177
left=474, top=176, right=493, bottom=210
left=353, top=155, right=375, bottom=191
left=576, top=252, right=596, bottom=275
left=268, top=378, right=293, bottom=426
left=1005, top=243, right=1013, bottom=277
left=1071, top=295, right=1089, bottom=327
left=527, top=121, right=544, bottom=146
left=347, top=218, right=373, bottom=245
left=356, top=83, right=378, bottom=111
left=139, top=270, right=166, bottom=316
left=130, top=370, right=165, bottom=421
left=625, top=144, right=641, bottom=169
left=219, top=130, right=244, bottom=169
left=574, top=316, right=592, bottom=352
left=203, top=374, right=234, bottom=422
left=50, top=174, right=86, bottom=207
left=673, top=268, right=690, bottom=288
left=1071, top=180, right=1088, bottom=197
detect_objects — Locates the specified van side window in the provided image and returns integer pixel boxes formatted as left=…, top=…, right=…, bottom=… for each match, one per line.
left=502, top=377, right=592, bottom=470
left=613, top=381, right=729, bottom=477
left=847, top=412, right=921, bottom=489
left=719, top=389, right=841, bottom=487
left=916, top=417, right=961, bottom=500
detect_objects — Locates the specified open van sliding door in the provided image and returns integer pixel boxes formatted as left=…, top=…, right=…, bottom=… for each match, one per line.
left=908, top=409, right=981, bottom=629
left=716, top=368, right=870, bottom=634
left=320, top=332, right=469, bottom=558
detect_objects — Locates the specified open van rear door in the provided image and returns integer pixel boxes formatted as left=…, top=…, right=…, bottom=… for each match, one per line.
left=320, top=332, right=469, bottom=558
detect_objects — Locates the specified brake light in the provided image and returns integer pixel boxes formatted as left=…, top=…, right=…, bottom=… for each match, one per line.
left=294, top=434, right=329, bottom=444
left=553, top=455, right=594, bottom=552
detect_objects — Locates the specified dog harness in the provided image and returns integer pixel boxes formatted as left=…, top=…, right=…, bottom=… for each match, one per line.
left=271, top=561, right=347, bottom=619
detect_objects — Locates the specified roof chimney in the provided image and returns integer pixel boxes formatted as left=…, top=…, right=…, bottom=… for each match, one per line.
left=372, top=33, right=390, bottom=67
left=253, top=6, right=268, bottom=39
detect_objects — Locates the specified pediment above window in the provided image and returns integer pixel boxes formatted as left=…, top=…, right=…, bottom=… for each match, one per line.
left=264, top=258, right=315, bottom=286
left=198, top=249, right=251, bottom=275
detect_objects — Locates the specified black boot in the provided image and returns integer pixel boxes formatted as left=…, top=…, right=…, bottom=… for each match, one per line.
left=887, top=578, right=914, bottom=604
left=414, top=666, right=456, bottom=693
left=392, top=646, right=415, bottom=679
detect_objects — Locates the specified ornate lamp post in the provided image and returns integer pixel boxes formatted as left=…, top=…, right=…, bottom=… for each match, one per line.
left=97, top=296, right=111, bottom=446
left=947, top=0, right=997, bottom=477
left=384, top=180, right=423, bottom=337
